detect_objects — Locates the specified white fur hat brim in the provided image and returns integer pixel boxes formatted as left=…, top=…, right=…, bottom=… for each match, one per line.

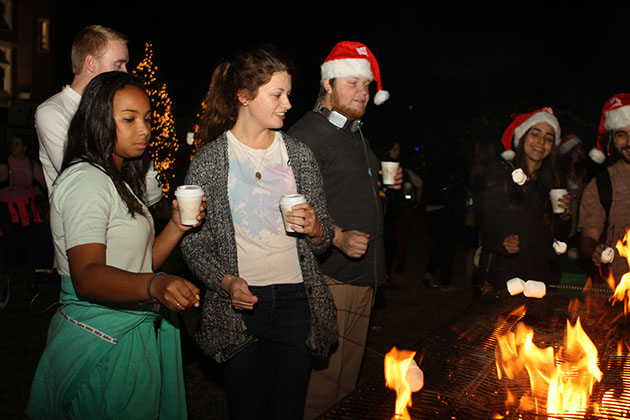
left=320, top=58, right=373, bottom=82
left=604, top=105, right=630, bottom=132
left=513, top=112, right=561, bottom=147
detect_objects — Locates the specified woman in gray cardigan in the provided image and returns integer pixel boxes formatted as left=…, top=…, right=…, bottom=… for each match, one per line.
left=181, top=45, right=338, bottom=419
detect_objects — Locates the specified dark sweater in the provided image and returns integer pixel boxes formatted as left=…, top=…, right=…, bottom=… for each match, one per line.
left=479, top=163, right=571, bottom=287
left=288, top=111, right=387, bottom=287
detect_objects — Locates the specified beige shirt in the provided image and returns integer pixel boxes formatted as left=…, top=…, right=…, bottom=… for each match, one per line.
left=579, top=161, right=630, bottom=281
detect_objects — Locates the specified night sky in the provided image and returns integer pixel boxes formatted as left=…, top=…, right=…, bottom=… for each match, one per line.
left=54, top=3, right=630, bottom=157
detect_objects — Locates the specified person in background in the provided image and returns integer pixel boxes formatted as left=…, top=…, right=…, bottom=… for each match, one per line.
left=27, top=71, right=202, bottom=419
left=421, top=142, right=467, bottom=292
left=558, top=133, right=589, bottom=259
left=580, top=93, right=630, bottom=284
left=180, top=44, right=337, bottom=419
left=35, top=24, right=162, bottom=207
left=0, top=135, right=47, bottom=305
left=479, top=107, right=572, bottom=291
left=287, top=40, right=400, bottom=419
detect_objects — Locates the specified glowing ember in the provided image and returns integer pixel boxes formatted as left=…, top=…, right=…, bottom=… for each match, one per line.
left=384, top=346, right=423, bottom=420
left=495, top=316, right=602, bottom=418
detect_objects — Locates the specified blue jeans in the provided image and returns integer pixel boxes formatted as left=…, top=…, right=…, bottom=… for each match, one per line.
left=222, top=283, right=312, bottom=420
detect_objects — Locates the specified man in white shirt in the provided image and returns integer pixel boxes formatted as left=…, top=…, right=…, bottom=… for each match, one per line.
left=35, top=25, right=162, bottom=206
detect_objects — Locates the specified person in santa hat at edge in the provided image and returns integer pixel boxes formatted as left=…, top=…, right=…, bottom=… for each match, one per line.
left=579, top=93, right=630, bottom=283
left=287, top=41, right=401, bottom=419
left=477, top=107, right=572, bottom=293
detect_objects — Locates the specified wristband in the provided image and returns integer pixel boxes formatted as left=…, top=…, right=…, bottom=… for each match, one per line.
left=147, top=272, right=166, bottom=303
left=334, top=228, right=346, bottom=248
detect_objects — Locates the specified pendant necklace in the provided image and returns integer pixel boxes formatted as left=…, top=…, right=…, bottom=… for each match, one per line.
left=235, top=135, right=269, bottom=180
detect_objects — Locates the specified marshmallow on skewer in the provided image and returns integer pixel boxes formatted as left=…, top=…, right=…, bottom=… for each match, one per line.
left=511, top=168, right=528, bottom=185
left=523, top=280, right=546, bottom=298
left=506, top=277, right=526, bottom=295
left=553, top=240, right=567, bottom=255
left=405, top=358, right=424, bottom=392
left=601, top=247, right=615, bottom=264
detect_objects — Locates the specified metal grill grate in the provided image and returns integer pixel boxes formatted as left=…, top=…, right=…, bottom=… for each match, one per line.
left=319, top=286, right=630, bottom=419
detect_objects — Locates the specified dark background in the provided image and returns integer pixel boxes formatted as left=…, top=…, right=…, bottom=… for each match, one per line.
left=53, top=3, right=630, bottom=159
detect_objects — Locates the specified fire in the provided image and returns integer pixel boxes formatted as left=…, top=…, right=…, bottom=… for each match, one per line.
left=610, top=228, right=630, bottom=314
left=496, top=316, right=602, bottom=417
left=384, top=347, right=423, bottom=420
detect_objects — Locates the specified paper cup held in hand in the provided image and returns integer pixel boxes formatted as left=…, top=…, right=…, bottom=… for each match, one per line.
left=405, top=358, right=424, bottom=392
left=523, top=280, right=546, bottom=298
left=279, top=194, right=306, bottom=232
left=601, top=246, right=615, bottom=264
left=549, top=188, right=569, bottom=214
left=175, top=185, right=204, bottom=226
left=506, top=277, right=526, bottom=295
left=381, top=161, right=399, bottom=185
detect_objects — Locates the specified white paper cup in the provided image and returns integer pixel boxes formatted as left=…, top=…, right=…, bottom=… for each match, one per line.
left=175, top=185, right=204, bottom=226
left=279, top=194, right=306, bottom=232
left=381, top=161, right=399, bottom=185
left=549, top=188, right=568, bottom=214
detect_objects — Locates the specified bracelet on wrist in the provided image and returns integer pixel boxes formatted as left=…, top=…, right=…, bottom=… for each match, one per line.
left=147, top=272, right=166, bottom=303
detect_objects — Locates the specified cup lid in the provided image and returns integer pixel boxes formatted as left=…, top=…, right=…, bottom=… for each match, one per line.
left=175, top=185, right=204, bottom=196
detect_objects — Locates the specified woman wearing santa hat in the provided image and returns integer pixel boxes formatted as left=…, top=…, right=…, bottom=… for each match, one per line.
left=478, top=107, right=572, bottom=292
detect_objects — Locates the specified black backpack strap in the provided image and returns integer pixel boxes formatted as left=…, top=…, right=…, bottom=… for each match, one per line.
left=595, top=168, right=612, bottom=241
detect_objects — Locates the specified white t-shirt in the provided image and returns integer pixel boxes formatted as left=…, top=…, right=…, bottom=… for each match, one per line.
left=35, top=85, right=163, bottom=206
left=50, top=162, right=154, bottom=278
left=35, top=85, right=81, bottom=195
left=227, top=130, right=303, bottom=286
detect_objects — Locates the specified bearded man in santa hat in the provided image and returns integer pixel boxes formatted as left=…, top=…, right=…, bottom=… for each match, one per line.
left=288, top=41, right=401, bottom=419
left=579, top=93, right=630, bottom=282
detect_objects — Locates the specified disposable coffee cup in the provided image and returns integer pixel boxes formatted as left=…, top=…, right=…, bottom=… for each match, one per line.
left=381, top=161, right=399, bottom=185
left=279, top=194, right=306, bottom=232
left=175, top=185, right=204, bottom=226
left=549, top=188, right=568, bottom=214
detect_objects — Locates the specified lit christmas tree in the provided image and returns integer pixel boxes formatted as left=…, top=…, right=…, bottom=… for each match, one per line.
left=190, top=90, right=208, bottom=158
left=132, top=43, right=179, bottom=198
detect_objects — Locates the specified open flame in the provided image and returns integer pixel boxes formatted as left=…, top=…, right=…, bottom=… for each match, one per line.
left=496, top=315, right=602, bottom=418
left=610, top=228, right=630, bottom=313
left=384, top=346, right=423, bottom=420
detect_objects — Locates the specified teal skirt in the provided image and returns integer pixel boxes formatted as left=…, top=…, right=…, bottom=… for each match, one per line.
left=26, top=275, right=187, bottom=419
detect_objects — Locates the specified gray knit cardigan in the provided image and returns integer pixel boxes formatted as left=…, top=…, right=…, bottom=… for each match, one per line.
left=180, top=132, right=338, bottom=363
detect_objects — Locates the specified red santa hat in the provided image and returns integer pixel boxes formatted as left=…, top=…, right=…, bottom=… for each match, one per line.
left=592, top=93, right=630, bottom=164
left=320, top=41, right=389, bottom=105
left=558, top=133, right=582, bottom=154
left=500, top=107, right=561, bottom=161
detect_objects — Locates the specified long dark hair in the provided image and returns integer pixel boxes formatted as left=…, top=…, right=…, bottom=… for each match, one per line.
left=63, top=71, right=148, bottom=217
left=509, top=128, right=562, bottom=228
left=196, top=44, right=295, bottom=145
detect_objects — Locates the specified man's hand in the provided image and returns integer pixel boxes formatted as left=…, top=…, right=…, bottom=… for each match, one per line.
left=334, top=226, right=369, bottom=258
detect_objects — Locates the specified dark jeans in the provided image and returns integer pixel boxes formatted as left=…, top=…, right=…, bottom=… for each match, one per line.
left=222, top=283, right=312, bottom=420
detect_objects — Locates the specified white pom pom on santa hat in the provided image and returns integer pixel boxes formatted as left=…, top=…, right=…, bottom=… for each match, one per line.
left=320, top=41, right=389, bottom=106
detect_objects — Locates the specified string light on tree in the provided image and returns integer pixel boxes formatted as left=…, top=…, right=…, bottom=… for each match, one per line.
left=132, top=43, right=179, bottom=198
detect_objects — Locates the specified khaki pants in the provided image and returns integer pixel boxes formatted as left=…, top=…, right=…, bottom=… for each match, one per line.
left=303, top=276, right=374, bottom=420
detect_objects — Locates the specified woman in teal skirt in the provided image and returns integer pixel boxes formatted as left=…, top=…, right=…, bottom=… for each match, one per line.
left=26, top=71, right=203, bottom=419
